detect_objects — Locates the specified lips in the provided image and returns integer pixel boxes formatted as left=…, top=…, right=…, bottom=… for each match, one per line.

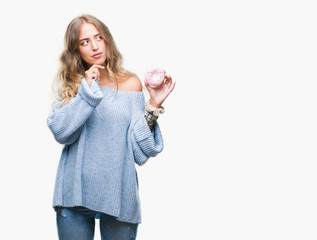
left=92, top=52, right=102, bottom=58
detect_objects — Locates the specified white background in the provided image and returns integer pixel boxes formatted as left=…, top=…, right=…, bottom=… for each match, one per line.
left=0, top=0, right=316, bottom=239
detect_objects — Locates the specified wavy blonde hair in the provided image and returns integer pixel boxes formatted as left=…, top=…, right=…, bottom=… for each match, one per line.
left=52, top=14, right=136, bottom=105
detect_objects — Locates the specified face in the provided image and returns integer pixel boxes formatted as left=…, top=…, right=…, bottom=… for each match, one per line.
left=78, top=23, right=107, bottom=67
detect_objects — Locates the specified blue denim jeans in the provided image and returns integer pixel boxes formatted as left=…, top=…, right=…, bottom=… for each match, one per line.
left=55, top=206, right=138, bottom=240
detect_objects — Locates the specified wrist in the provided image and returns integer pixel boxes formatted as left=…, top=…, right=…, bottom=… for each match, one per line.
left=150, top=99, right=161, bottom=108
left=85, top=78, right=92, bottom=87
left=145, top=100, right=165, bottom=117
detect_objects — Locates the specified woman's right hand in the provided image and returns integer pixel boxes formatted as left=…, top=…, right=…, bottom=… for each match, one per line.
left=84, top=65, right=105, bottom=86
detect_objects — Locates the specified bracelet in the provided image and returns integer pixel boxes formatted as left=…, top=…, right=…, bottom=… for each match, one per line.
left=145, top=118, right=155, bottom=127
left=145, top=100, right=165, bottom=116
left=144, top=110, right=159, bottom=121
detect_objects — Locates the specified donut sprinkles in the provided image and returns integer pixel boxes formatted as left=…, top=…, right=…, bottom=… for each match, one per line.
left=144, top=67, right=166, bottom=88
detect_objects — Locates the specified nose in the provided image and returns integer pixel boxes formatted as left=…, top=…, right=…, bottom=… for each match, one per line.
left=91, top=40, right=99, bottom=51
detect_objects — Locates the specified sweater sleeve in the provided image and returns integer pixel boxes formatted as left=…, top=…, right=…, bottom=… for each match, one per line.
left=131, top=93, right=164, bottom=166
left=47, top=79, right=103, bottom=145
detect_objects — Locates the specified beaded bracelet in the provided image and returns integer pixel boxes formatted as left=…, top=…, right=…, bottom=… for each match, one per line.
left=145, top=100, right=165, bottom=116
left=144, top=111, right=157, bottom=129
left=145, top=118, right=155, bottom=127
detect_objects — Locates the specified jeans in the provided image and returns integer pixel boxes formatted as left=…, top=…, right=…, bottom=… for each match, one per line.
left=55, top=206, right=138, bottom=240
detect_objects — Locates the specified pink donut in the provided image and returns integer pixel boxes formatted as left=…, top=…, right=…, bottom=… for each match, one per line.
left=144, top=67, right=166, bottom=88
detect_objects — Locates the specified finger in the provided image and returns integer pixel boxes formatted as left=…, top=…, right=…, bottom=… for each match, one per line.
left=90, top=69, right=101, bottom=80
left=91, top=64, right=105, bottom=70
left=165, top=75, right=172, bottom=80
left=164, top=75, right=172, bottom=82
left=96, top=70, right=100, bottom=80
left=90, top=73, right=98, bottom=80
left=145, top=81, right=157, bottom=94
left=144, top=81, right=151, bottom=91
left=164, top=76, right=172, bottom=87
left=168, top=81, right=176, bottom=94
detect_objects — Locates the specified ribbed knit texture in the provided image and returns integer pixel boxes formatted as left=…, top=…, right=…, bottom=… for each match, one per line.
left=47, top=78, right=164, bottom=224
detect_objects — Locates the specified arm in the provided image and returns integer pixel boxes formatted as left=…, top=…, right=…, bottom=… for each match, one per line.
left=131, top=94, right=164, bottom=166
left=47, top=79, right=103, bottom=145
left=131, top=116, right=164, bottom=166
left=131, top=73, right=175, bottom=165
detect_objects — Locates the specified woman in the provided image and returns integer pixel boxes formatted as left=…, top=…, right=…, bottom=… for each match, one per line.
left=47, top=14, right=175, bottom=240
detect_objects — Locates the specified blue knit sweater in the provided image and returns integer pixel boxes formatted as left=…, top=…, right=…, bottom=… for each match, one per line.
left=47, top=78, right=164, bottom=223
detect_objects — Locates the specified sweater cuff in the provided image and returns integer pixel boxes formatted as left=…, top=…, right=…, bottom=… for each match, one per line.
left=133, top=116, right=153, bottom=142
left=78, top=78, right=103, bottom=107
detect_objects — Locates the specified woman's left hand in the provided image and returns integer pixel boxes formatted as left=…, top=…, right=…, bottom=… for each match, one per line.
left=145, top=75, right=176, bottom=108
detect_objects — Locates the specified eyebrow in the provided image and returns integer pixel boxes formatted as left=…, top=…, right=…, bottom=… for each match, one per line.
left=79, top=33, right=101, bottom=42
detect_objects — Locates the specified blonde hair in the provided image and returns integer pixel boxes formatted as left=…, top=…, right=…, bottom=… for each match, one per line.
left=53, top=14, right=136, bottom=105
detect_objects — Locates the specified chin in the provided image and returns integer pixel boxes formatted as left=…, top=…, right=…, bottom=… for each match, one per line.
left=88, top=58, right=106, bottom=66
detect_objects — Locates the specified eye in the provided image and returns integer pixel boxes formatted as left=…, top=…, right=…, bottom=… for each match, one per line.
left=80, top=40, right=89, bottom=46
left=96, top=35, right=103, bottom=40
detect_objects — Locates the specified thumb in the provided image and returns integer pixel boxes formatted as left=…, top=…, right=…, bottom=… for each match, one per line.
left=144, top=81, right=152, bottom=92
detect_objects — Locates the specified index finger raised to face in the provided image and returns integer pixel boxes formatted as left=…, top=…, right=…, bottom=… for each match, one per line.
left=90, top=64, right=105, bottom=70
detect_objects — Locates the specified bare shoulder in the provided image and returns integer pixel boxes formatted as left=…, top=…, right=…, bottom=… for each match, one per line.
left=125, top=76, right=143, bottom=92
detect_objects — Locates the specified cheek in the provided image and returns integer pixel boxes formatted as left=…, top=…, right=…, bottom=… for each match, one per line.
left=79, top=47, right=89, bottom=60
left=101, top=41, right=107, bottom=52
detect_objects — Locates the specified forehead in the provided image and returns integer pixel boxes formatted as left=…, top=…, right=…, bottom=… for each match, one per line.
left=79, top=23, right=99, bottom=40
